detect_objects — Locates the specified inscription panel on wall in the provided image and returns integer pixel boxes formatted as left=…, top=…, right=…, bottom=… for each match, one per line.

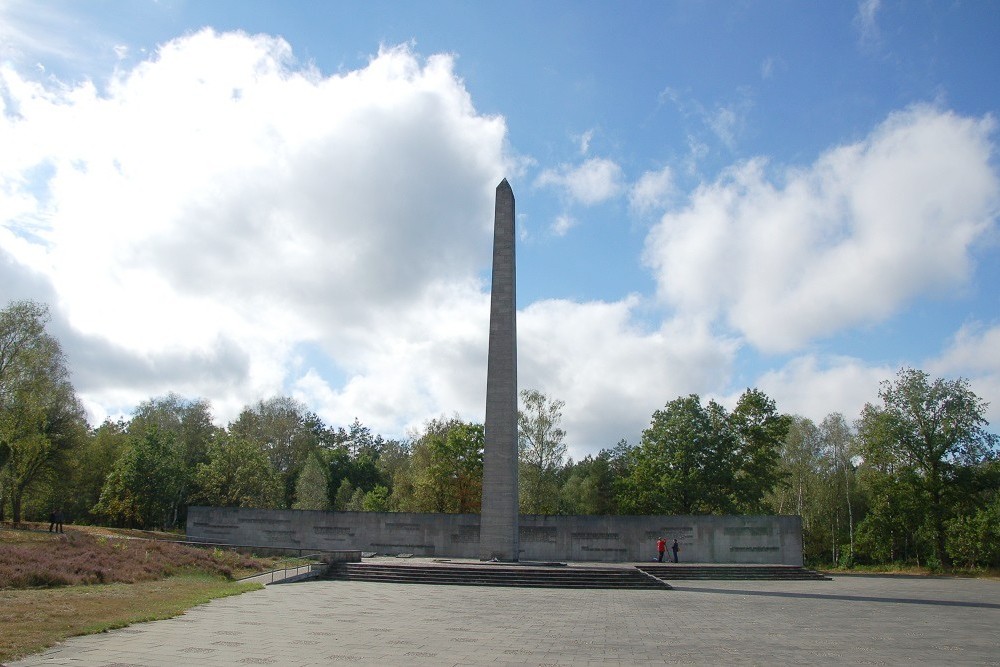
left=723, top=526, right=772, bottom=536
left=191, top=521, right=237, bottom=537
left=313, top=526, right=354, bottom=541
left=644, top=526, right=693, bottom=540
left=451, top=525, right=480, bottom=544
left=519, top=526, right=557, bottom=543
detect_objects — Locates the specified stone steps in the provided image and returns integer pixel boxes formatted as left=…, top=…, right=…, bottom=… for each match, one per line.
left=637, top=564, right=831, bottom=581
left=323, top=562, right=670, bottom=589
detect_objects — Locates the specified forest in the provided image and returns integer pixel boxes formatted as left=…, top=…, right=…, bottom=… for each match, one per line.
left=2, top=299, right=998, bottom=568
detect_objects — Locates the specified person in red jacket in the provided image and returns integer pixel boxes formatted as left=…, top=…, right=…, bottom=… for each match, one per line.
left=656, top=537, right=666, bottom=562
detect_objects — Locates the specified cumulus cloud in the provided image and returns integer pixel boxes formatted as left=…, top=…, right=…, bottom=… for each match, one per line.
left=747, top=322, right=1000, bottom=428
left=0, top=30, right=509, bottom=431
left=643, top=106, right=999, bottom=353
left=750, top=355, right=892, bottom=423
left=928, top=322, right=1000, bottom=426
left=534, top=157, right=624, bottom=206
left=518, top=298, right=739, bottom=458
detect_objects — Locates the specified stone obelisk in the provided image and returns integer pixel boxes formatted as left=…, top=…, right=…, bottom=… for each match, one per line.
left=479, top=178, right=519, bottom=561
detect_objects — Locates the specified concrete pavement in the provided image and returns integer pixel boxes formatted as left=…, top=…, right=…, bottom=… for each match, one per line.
left=8, top=573, right=1000, bottom=666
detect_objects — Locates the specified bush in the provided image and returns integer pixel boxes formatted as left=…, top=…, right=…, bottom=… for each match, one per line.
left=946, top=500, right=1000, bottom=569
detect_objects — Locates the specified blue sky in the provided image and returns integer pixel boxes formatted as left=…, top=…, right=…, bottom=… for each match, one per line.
left=1, top=0, right=998, bottom=458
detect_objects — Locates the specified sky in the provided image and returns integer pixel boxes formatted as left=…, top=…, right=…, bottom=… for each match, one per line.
left=1, top=0, right=998, bottom=460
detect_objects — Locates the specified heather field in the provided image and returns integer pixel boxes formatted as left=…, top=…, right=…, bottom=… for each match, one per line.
left=0, top=525, right=285, bottom=662
left=0, top=526, right=269, bottom=588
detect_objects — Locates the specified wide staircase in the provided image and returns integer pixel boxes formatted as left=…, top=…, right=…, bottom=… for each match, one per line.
left=323, top=561, right=670, bottom=589
left=638, top=564, right=830, bottom=581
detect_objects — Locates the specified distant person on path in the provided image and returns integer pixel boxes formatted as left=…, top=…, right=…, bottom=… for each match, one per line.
left=656, top=537, right=666, bottom=562
left=53, top=509, right=64, bottom=533
left=671, top=538, right=679, bottom=563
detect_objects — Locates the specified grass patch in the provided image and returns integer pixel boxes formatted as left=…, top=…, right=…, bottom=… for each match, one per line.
left=0, top=524, right=308, bottom=662
left=0, top=573, right=261, bottom=663
left=816, top=562, right=1000, bottom=579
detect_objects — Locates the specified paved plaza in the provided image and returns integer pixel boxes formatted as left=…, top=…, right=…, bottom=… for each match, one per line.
left=8, top=572, right=1000, bottom=666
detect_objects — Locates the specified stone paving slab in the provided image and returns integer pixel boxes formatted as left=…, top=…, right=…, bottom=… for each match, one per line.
left=6, top=574, right=1000, bottom=666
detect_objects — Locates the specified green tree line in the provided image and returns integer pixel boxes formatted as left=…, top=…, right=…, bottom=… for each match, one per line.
left=2, top=300, right=997, bottom=568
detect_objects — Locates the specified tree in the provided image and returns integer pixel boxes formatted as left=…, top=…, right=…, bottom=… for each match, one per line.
left=857, top=368, right=998, bottom=565
left=767, top=416, right=828, bottom=559
left=361, top=485, right=391, bottom=512
left=191, top=434, right=281, bottom=508
left=293, top=453, right=330, bottom=510
left=0, top=301, right=87, bottom=523
left=518, top=389, right=567, bottom=514
left=410, top=417, right=483, bottom=513
left=819, top=413, right=858, bottom=564
left=946, top=494, right=1000, bottom=568
left=768, top=417, right=821, bottom=516
left=69, top=419, right=130, bottom=524
left=617, top=395, right=737, bottom=515
left=729, top=388, right=791, bottom=512
left=229, top=397, right=323, bottom=507
left=94, top=428, right=183, bottom=529
left=333, top=479, right=356, bottom=510
left=128, top=394, right=218, bottom=528
left=559, top=450, right=618, bottom=515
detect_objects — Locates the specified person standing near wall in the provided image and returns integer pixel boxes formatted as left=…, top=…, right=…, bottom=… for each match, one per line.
left=671, top=538, right=679, bottom=563
left=656, top=537, right=666, bottom=562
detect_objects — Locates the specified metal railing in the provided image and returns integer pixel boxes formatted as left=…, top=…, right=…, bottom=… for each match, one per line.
left=237, top=554, right=327, bottom=585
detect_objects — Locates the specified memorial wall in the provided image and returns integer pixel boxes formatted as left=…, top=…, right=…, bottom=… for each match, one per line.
left=187, top=506, right=803, bottom=565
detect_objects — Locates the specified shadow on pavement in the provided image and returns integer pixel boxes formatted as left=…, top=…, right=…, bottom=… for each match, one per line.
left=672, top=585, right=1000, bottom=610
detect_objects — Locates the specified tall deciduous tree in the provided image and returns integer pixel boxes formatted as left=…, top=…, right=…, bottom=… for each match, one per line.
left=617, top=395, right=737, bottom=515
left=128, top=394, right=218, bottom=528
left=518, top=389, right=567, bottom=514
left=192, top=434, right=281, bottom=508
left=729, top=388, right=792, bottom=512
left=229, top=396, right=322, bottom=507
left=820, top=413, right=858, bottom=564
left=559, top=450, right=618, bottom=515
left=857, top=368, right=998, bottom=565
left=70, top=419, right=130, bottom=523
left=410, top=417, right=483, bottom=513
left=94, top=428, right=183, bottom=529
left=0, top=300, right=87, bottom=523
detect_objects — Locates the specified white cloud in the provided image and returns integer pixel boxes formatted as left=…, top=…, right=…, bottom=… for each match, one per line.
left=932, top=323, right=1000, bottom=375
left=747, top=322, right=1000, bottom=429
left=855, top=0, right=882, bottom=48
left=0, top=0, right=119, bottom=72
left=518, top=298, right=739, bottom=458
left=657, top=86, right=753, bottom=151
left=928, top=322, right=1000, bottom=426
left=550, top=214, right=577, bottom=237
left=707, top=104, right=744, bottom=150
left=577, top=128, right=594, bottom=155
left=761, top=57, right=776, bottom=80
left=534, top=157, right=624, bottom=206
left=629, top=166, right=674, bottom=214
left=751, top=355, right=891, bottom=424
left=0, top=30, right=509, bottom=430
left=643, top=106, right=999, bottom=353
